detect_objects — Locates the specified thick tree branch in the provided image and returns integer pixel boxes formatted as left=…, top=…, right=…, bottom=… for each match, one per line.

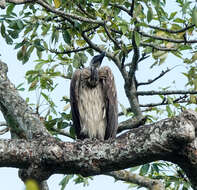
left=107, top=170, right=165, bottom=190
left=6, top=0, right=33, bottom=4
left=137, top=90, right=197, bottom=96
left=4, top=0, right=104, bottom=24
left=0, top=60, right=50, bottom=139
left=0, top=110, right=195, bottom=182
left=36, top=0, right=104, bottom=25
left=124, top=27, right=142, bottom=119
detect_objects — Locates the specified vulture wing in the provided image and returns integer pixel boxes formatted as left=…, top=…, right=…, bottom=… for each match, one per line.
left=100, top=66, right=118, bottom=139
left=70, top=69, right=81, bottom=139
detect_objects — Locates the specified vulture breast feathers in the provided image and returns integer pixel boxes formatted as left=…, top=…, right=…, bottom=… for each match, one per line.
left=70, top=66, right=118, bottom=140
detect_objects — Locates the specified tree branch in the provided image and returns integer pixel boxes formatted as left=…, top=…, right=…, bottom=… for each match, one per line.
left=0, top=60, right=50, bottom=139
left=49, top=46, right=90, bottom=54
left=117, top=116, right=147, bottom=133
left=107, top=170, right=165, bottom=190
left=118, top=95, right=188, bottom=115
left=141, top=42, right=177, bottom=51
left=81, top=30, right=122, bottom=69
left=5, top=0, right=104, bottom=24
left=0, top=110, right=196, bottom=184
left=138, top=31, right=197, bottom=44
left=36, top=0, right=104, bottom=25
left=140, top=95, right=188, bottom=107
left=124, top=26, right=142, bottom=119
left=137, top=90, right=197, bottom=96
left=103, top=23, right=121, bottom=49
left=138, top=68, right=171, bottom=86
left=108, top=3, right=130, bottom=16
left=6, top=0, right=33, bottom=4
left=145, top=23, right=195, bottom=34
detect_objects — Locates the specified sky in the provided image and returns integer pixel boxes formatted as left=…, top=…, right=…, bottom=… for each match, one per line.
left=0, top=1, right=193, bottom=190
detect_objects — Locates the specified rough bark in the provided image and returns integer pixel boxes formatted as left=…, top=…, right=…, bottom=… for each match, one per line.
left=0, top=110, right=196, bottom=183
left=0, top=60, right=50, bottom=139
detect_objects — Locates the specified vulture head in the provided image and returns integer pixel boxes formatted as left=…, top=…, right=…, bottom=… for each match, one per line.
left=88, top=52, right=106, bottom=87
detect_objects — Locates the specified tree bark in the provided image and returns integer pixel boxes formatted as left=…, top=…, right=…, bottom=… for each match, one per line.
left=0, top=110, right=196, bottom=185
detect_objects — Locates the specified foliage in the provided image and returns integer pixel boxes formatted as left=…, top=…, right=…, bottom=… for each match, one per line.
left=1, top=0, right=197, bottom=189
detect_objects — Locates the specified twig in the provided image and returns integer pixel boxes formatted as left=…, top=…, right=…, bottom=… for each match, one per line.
left=138, top=68, right=170, bottom=86
left=103, top=23, right=121, bottom=49
left=76, top=4, right=95, bottom=20
left=106, top=170, right=165, bottom=190
left=118, top=95, right=188, bottom=116
left=49, top=46, right=90, bottom=54
left=140, top=95, right=188, bottom=107
left=117, top=116, right=147, bottom=133
left=0, top=127, right=9, bottom=135
left=138, top=31, right=197, bottom=44
left=137, top=90, right=197, bottom=96
left=141, top=42, right=177, bottom=51
left=108, top=3, right=130, bottom=15
left=130, top=0, right=135, bottom=17
left=146, top=24, right=195, bottom=34
left=81, top=30, right=120, bottom=66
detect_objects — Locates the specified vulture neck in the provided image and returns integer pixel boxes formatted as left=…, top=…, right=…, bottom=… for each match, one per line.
left=88, top=66, right=99, bottom=87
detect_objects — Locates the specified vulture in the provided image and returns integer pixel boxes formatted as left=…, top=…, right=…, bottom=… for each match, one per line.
left=70, top=52, right=118, bottom=140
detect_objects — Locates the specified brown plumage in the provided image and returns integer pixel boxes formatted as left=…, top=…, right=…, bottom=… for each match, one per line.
left=70, top=66, right=118, bottom=140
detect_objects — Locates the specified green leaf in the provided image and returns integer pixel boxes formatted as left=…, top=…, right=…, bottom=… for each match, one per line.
left=41, top=24, right=51, bottom=36
left=1, top=22, right=6, bottom=38
left=179, top=45, right=192, bottom=51
left=147, top=7, right=153, bottom=23
left=7, top=29, right=19, bottom=39
left=17, top=49, right=23, bottom=60
left=166, top=105, right=173, bottom=117
left=173, top=18, right=185, bottom=23
left=169, top=11, right=177, bottom=20
left=192, top=6, right=197, bottom=27
left=134, top=31, right=140, bottom=47
left=35, top=62, right=46, bottom=70
left=59, top=175, right=74, bottom=190
left=34, top=39, right=45, bottom=51
left=103, top=0, right=110, bottom=7
left=76, top=39, right=86, bottom=47
left=6, top=4, right=15, bottom=15
left=16, top=20, right=24, bottom=30
left=62, top=30, right=71, bottom=45
left=69, top=126, right=76, bottom=138
left=140, top=164, right=150, bottom=176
